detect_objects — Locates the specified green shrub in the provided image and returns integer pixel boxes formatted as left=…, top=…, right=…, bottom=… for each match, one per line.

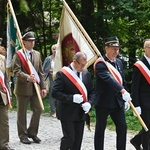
left=90, top=107, right=142, bottom=131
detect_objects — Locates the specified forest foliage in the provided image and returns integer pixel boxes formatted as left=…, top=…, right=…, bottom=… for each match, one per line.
left=0, top=0, right=150, bottom=90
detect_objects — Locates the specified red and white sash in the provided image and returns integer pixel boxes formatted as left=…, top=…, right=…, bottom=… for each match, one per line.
left=61, top=67, right=87, bottom=102
left=94, top=58, right=123, bottom=85
left=0, top=70, right=11, bottom=105
left=16, top=50, right=40, bottom=83
left=134, top=60, right=150, bottom=84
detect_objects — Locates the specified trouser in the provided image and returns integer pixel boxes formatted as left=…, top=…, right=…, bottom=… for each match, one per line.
left=131, top=129, right=143, bottom=145
left=0, top=104, right=9, bottom=149
left=94, top=107, right=127, bottom=150
left=60, top=121, right=84, bottom=150
left=16, top=94, right=42, bottom=140
left=140, top=109, right=150, bottom=150
left=49, top=80, right=56, bottom=114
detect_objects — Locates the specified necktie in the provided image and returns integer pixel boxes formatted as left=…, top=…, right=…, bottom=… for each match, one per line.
left=112, top=61, right=121, bottom=73
left=29, top=52, right=33, bottom=63
left=77, top=72, right=80, bottom=78
left=111, top=62, right=116, bottom=68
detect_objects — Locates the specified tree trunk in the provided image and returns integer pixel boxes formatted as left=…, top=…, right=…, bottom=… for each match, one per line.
left=80, top=0, right=94, bottom=37
left=0, top=0, right=7, bottom=44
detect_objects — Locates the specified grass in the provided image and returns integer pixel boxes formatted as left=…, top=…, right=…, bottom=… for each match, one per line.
left=103, top=109, right=142, bottom=131
left=90, top=108, right=142, bottom=131
left=12, top=95, right=142, bottom=132
left=11, top=94, right=50, bottom=113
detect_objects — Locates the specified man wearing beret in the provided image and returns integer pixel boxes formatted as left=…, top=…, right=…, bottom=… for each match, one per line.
left=12, top=31, right=47, bottom=144
left=94, top=36, right=131, bottom=150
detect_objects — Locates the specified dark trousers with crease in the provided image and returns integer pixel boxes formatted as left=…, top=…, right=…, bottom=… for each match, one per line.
left=94, top=107, right=127, bottom=150
left=49, top=80, right=56, bottom=114
left=140, top=109, right=150, bottom=150
left=60, top=120, right=84, bottom=150
left=132, top=109, right=150, bottom=150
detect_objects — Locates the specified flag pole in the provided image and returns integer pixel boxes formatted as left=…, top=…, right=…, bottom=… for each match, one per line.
left=129, top=101, right=148, bottom=131
left=62, top=0, right=148, bottom=131
left=7, top=0, right=44, bottom=110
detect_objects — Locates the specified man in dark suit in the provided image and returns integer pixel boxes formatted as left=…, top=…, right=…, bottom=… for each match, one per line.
left=94, top=36, right=131, bottom=150
left=12, top=31, right=47, bottom=144
left=52, top=52, right=95, bottom=150
left=130, top=39, right=150, bottom=150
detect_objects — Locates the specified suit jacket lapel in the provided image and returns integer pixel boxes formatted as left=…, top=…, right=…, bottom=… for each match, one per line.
left=142, top=56, right=150, bottom=70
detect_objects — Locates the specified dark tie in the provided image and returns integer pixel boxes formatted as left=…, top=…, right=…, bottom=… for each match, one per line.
left=30, top=52, right=33, bottom=63
left=77, top=72, right=80, bottom=78
left=111, top=62, right=116, bottom=68
left=111, top=61, right=121, bottom=73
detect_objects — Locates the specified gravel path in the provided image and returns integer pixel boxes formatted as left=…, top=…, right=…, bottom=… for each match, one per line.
left=8, top=110, right=136, bottom=150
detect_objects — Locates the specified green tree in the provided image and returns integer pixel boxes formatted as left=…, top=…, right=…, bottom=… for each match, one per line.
left=1, top=0, right=150, bottom=86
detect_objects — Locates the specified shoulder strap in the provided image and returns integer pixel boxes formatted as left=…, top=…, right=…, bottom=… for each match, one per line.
left=16, top=50, right=31, bottom=74
left=94, top=57, right=123, bottom=85
left=134, top=60, right=150, bottom=84
left=16, top=50, right=40, bottom=83
left=61, top=67, right=87, bottom=102
left=0, top=70, right=11, bottom=105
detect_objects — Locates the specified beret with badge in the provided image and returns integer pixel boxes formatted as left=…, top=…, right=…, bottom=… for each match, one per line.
left=22, top=31, right=35, bottom=41
left=104, top=36, right=119, bottom=47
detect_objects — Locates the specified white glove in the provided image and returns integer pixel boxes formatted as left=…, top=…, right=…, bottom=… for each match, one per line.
left=73, top=94, right=83, bottom=104
left=133, top=106, right=141, bottom=117
left=122, top=91, right=131, bottom=102
left=82, top=102, right=91, bottom=114
left=124, top=101, right=130, bottom=111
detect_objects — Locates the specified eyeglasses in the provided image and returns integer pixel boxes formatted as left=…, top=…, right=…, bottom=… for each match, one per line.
left=76, top=60, right=86, bottom=67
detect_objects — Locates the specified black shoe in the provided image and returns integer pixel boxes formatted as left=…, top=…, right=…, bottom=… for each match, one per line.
left=28, top=135, right=41, bottom=143
left=130, top=138, right=142, bottom=150
left=20, top=137, right=31, bottom=144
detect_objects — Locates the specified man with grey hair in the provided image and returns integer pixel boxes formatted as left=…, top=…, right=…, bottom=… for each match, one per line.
left=52, top=52, right=95, bottom=150
left=131, top=39, right=150, bottom=150
left=43, top=44, right=57, bottom=117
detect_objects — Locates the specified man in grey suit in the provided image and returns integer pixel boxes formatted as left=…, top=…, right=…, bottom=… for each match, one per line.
left=43, top=44, right=57, bottom=117
left=12, top=31, right=47, bottom=144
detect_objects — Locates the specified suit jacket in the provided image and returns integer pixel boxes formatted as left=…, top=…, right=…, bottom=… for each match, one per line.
left=94, top=56, right=125, bottom=109
left=0, top=54, right=11, bottom=105
left=42, top=55, right=53, bottom=80
left=12, top=49, right=45, bottom=96
left=131, top=56, right=150, bottom=109
left=52, top=65, right=95, bottom=121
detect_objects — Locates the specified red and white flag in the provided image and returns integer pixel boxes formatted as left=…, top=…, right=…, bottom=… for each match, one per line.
left=53, top=6, right=99, bottom=76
